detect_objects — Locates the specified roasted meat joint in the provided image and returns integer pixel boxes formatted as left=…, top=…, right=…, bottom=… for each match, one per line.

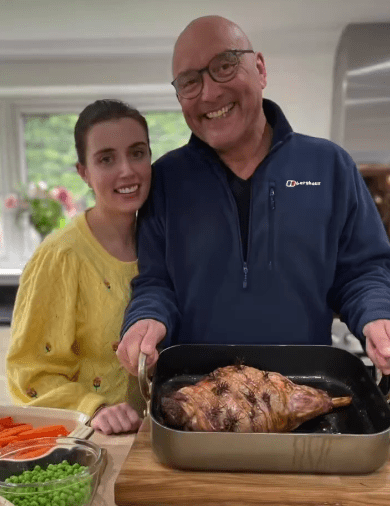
left=161, top=363, right=352, bottom=433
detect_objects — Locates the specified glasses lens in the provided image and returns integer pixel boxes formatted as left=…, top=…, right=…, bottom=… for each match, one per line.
left=175, top=71, right=202, bottom=98
left=209, top=52, right=239, bottom=82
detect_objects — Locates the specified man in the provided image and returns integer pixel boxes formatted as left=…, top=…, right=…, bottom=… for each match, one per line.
left=117, top=15, right=390, bottom=376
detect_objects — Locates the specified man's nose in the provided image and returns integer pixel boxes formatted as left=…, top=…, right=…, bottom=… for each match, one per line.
left=200, top=72, right=223, bottom=101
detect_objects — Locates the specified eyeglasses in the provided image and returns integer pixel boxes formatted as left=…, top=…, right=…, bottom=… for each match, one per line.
left=172, top=49, right=255, bottom=99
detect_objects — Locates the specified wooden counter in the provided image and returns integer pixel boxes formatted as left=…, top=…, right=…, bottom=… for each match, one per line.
left=115, top=418, right=390, bottom=506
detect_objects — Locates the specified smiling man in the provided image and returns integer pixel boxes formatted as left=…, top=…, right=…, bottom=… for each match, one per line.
left=171, top=17, right=270, bottom=178
left=117, top=15, right=390, bottom=376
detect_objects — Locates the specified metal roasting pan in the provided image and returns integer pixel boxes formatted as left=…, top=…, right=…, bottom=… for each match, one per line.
left=138, top=344, right=390, bottom=474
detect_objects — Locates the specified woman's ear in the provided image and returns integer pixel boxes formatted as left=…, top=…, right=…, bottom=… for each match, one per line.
left=76, top=163, right=90, bottom=186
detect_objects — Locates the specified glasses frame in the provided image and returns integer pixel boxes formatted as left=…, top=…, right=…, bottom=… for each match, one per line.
left=172, top=49, right=255, bottom=99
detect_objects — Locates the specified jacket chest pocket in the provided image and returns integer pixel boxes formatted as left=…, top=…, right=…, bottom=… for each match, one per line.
left=255, top=180, right=330, bottom=272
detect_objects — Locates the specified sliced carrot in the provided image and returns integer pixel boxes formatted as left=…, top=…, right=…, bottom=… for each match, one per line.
left=16, top=425, right=69, bottom=441
left=13, top=445, right=53, bottom=460
left=0, top=417, right=15, bottom=427
left=0, top=436, right=18, bottom=447
left=0, top=424, right=33, bottom=437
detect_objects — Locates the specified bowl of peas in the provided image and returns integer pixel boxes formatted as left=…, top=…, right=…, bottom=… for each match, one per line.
left=0, top=437, right=106, bottom=506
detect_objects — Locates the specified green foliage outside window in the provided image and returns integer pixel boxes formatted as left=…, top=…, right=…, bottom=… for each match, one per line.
left=144, top=111, right=190, bottom=161
left=24, top=114, right=90, bottom=208
left=23, top=110, right=191, bottom=216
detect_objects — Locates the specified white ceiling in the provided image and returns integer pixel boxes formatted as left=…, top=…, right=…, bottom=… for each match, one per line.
left=0, top=0, right=390, bottom=58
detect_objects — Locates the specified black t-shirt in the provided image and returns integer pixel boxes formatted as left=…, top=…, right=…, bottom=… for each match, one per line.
left=223, top=165, right=252, bottom=262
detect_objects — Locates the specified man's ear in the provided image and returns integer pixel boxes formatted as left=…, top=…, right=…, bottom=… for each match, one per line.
left=255, top=52, right=267, bottom=89
left=76, top=163, right=89, bottom=186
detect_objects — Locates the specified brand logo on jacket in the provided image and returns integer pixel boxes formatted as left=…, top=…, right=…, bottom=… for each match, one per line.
left=286, top=180, right=321, bottom=187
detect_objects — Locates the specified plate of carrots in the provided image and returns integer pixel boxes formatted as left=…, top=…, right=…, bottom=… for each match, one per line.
left=0, top=406, right=93, bottom=451
left=0, top=417, right=69, bottom=460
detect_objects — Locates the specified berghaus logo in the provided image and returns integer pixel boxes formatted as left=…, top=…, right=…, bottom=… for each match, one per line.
left=286, top=180, right=321, bottom=187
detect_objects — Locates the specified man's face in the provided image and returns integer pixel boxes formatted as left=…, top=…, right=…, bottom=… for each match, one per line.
left=172, top=24, right=267, bottom=154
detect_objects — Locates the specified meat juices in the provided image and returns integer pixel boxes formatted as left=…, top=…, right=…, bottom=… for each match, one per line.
left=161, top=364, right=352, bottom=433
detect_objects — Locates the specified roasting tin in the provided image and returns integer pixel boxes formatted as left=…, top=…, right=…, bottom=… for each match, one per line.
left=139, top=344, right=390, bottom=474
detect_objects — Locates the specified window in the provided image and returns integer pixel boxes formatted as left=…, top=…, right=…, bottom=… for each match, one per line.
left=145, top=111, right=190, bottom=162
left=23, top=113, right=93, bottom=213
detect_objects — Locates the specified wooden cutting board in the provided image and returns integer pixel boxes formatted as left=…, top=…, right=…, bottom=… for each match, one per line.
left=114, top=418, right=390, bottom=506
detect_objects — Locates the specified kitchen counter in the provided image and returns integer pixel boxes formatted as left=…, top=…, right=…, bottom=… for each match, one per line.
left=90, top=428, right=137, bottom=505
left=114, top=418, right=390, bottom=506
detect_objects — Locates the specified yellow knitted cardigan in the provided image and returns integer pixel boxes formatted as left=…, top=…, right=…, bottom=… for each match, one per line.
left=6, top=212, right=142, bottom=417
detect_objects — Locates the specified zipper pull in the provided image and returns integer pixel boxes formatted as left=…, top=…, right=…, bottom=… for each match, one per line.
left=243, top=262, right=248, bottom=289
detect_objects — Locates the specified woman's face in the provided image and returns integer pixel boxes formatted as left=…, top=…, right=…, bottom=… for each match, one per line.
left=78, top=117, right=151, bottom=217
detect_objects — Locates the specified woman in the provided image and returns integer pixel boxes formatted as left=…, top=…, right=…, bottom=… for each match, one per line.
left=6, top=99, right=151, bottom=435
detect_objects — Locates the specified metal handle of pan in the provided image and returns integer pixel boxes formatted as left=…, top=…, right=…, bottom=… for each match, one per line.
left=138, top=351, right=152, bottom=403
left=375, top=368, right=390, bottom=402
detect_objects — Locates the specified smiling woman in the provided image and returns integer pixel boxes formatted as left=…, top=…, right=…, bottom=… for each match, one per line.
left=6, top=100, right=153, bottom=436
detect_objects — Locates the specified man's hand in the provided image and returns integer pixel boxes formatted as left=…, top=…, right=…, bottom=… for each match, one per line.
left=116, top=319, right=167, bottom=376
left=91, top=403, right=142, bottom=435
left=363, top=319, right=390, bottom=375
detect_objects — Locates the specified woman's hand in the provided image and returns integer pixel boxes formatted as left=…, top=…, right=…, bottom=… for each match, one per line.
left=91, top=403, right=142, bottom=435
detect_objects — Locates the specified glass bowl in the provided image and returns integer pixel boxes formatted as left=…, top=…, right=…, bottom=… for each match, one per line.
left=0, top=436, right=105, bottom=506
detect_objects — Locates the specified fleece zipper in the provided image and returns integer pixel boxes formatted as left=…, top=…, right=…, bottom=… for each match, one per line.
left=243, top=182, right=253, bottom=289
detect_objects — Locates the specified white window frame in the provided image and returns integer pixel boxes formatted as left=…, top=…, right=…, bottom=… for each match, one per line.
left=0, top=84, right=180, bottom=284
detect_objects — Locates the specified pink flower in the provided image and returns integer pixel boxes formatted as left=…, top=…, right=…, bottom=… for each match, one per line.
left=4, top=194, right=19, bottom=209
left=51, top=187, right=74, bottom=212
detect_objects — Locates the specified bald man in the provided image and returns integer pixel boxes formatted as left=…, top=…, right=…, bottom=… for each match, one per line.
left=117, top=16, right=390, bottom=377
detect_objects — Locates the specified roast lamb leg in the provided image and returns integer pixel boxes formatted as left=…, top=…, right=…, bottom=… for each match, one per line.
left=161, top=364, right=352, bottom=433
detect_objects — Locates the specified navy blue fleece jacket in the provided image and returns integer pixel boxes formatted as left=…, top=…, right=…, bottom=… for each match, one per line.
left=122, top=99, right=390, bottom=347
